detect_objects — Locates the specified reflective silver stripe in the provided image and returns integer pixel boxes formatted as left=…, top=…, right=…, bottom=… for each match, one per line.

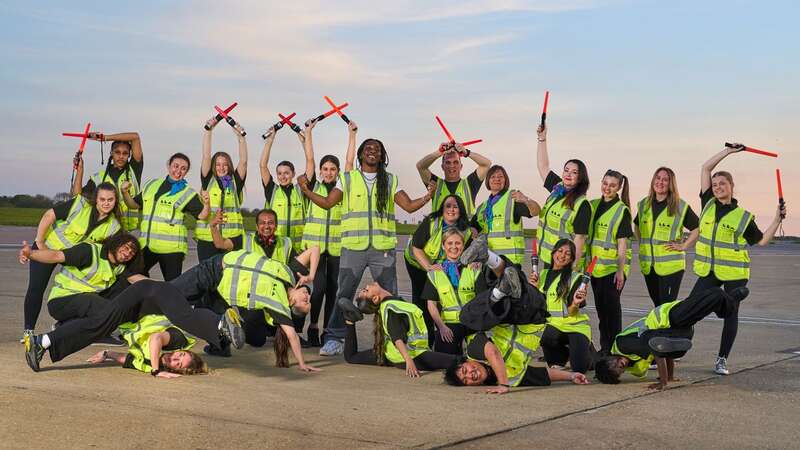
left=51, top=197, right=89, bottom=246
left=341, top=229, right=394, bottom=238
left=305, top=217, right=341, bottom=226
left=640, top=254, right=684, bottom=263
left=146, top=216, right=184, bottom=225
left=172, top=188, right=197, bottom=213
left=303, top=235, right=341, bottom=243
left=383, top=303, right=428, bottom=346
left=227, top=252, right=248, bottom=307
left=733, top=212, right=752, bottom=251
left=595, top=256, right=632, bottom=266
left=58, top=245, right=103, bottom=291
left=494, top=248, right=525, bottom=256
left=341, top=211, right=395, bottom=221
left=226, top=262, right=296, bottom=286
left=143, top=232, right=185, bottom=242
left=442, top=306, right=461, bottom=312
left=487, top=230, right=524, bottom=238
left=698, top=236, right=741, bottom=250
left=503, top=194, right=513, bottom=239
left=247, top=257, right=270, bottom=310
left=592, top=203, right=625, bottom=250
left=250, top=293, right=291, bottom=318
left=693, top=255, right=750, bottom=268
left=669, top=201, right=687, bottom=241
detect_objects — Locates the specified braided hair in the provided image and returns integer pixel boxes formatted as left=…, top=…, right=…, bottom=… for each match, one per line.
left=357, top=139, right=390, bottom=217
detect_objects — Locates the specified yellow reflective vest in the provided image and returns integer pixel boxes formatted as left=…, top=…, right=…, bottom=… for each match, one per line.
left=381, top=300, right=429, bottom=364
left=119, top=314, right=196, bottom=373
left=426, top=265, right=480, bottom=323
left=693, top=201, right=753, bottom=281
left=264, top=182, right=305, bottom=252
left=539, top=269, right=591, bottom=339
left=588, top=199, right=632, bottom=278
left=538, top=187, right=588, bottom=269
left=48, top=243, right=125, bottom=301
left=138, top=178, right=198, bottom=254
left=637, top=198, right=688, bottom=276
left=340, top=170, right=398, bottom=251
left=91, top=166, right=140, bottom=231
left=242, top=232, right=292, bottom=264
left=195, top=176, right=244, bottom=241
left=302, top=180, right=342, bottom=256
left=431, top=177, right=475, bottom=217
left=466, top=323, right=546, bottom=387
left=611, top=300, right=681, bottom=378
left=476, top=191, right=525, bottom=264
left=403, top=218, right=472, bottom=270
left=45, top=196, right=121, bottom=250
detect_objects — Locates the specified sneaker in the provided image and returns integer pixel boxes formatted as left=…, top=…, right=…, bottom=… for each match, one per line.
left=498, top=266, right=523, bottom=298
left=92, top=335, right=126, bottom=347
left=459, top=234, right=488, bottom=265
left=20, top=329, right=34, bottom=344
left=319, top=339, right=343, bottom=356
left=714, top=356, right=730, bottom=375
left=24, top=333, right=45, bottom=372
left=306, top=328, right=321, bottom=347
left=204, top=335, right=232, bottom=357
left=648, top=337, right=692, bottom=354
left=338, top=298, right=364, bottom=323
left=220, top=308, right=245, bottom=350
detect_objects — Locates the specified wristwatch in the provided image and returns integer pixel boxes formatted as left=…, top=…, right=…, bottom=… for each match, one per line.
left=151, top=369, right=161, bottom=377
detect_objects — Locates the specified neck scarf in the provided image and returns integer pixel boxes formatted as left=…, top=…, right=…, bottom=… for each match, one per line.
left=442, top=260, right=461, bottom=288
left=549, top=183, right=571, bottom=201
left=220, top=175, right=233, bottom=192
left=167, top=177, right=187, bottom=196
left=484, top=193, right=502, bottom=231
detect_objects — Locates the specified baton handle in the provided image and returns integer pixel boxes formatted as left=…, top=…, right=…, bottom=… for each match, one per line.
left=340, top=113, right=351, bottom=124
left=779, top=198, right=786, bottom=220
left=313, top=114, right=326, bottom=123
left=724, top=142, right=744, bottom=150
left=205, top=113, right=225, bottom=130
left=540, top=112, right=546, bottom=128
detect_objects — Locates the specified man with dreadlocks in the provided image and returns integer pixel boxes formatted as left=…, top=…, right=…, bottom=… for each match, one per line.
left=72, top=131, right=144, bottom=232
left=298, top=123, right=435, bottom=356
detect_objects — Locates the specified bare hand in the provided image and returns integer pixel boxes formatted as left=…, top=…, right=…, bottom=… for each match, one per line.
left=348, top=120, right=358, bottom=134
left=571, top=373, right=591, bottom=385
left=121, top=181, right=132, bottom=193
left=298, top=364, right=322, bottom=373
left=19, top=240, right=32, bottom=264
left=777, top=202, right=787, bottom=220
left=647, top=381, right=666, bottom=391
left=205, top=116, right=219, bottom=130
left=263, top=127, right=277, bottom=141
left=437, top=142, right=450, bottom=154
left=485, top=385, right=510, bottom=394
left=614, top=270, right=625, bottom=291
left=296, top=174, right=310, bottom=191
left=233, top=123, right=246, bottom=137
left=304, top=118, right=317, bottom=130
left=86, top=350, right=108, bottom=364
left=727, top=142, right=745, bottom=153
left=527, top=270, right=540, bottom=286
left=430, top=264, right=444, bottom=272
left=469, top=262, right=482, bottom=271
left=405, top=361, right=420, bottom=378
left=453, top=142, right=467, bottom=156
left=537, top=124, right=547, bottom=140
left=210, top=210, right=225, bottom=227
left=156, top=371, right=181, bottom=379
left=426, top=181, right=436, bottom=200
left=73, top=153, right=83, bottom=170
left=296, top=273, right=314, bottom=287
left=201, top=190, right=210, bottom=205
left=510, top=190, right=529, bottom=204
left=438, top=324, right=454, bottom=343
left=572, top=287, right=587, bottom=307
left=664, top=242, right=684, bottom=252
left=87, top=132, right=105, bottom=142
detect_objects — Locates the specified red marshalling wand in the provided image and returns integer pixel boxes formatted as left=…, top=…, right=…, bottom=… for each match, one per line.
left=724, top=142, right=778, bottom=158
left=540, top=91, right=549, bottom=128
left=324, top=96, right=351, bottom=124
left=434, top=116, right=483, bottom=152
left=214, top=104, right=246, bottom=136
left=311, top=100, right=349, bottom=123
left=62, top=122, right=92, bottom=187
left=578, top=256, right=598, bottom=290
left=777, top=168, right=786, bottom=220
left=205, top=102, right=238, bottom=130
left=530, top=239, right=539, bottom=274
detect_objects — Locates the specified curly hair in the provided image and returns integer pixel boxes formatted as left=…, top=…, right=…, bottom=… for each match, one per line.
left=357, top=139, right=390, bottom=217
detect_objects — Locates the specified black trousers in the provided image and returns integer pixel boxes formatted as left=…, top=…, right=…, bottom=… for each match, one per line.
left=169, top=255, right=225, bottom=310
left=47, top=293, right=111, bottom=323
left=240, top=307, right=276, bottom=347
left=310, top=252, right=340, bottom=329
left=459, top=282, right=549, bottom=332
left=142, top=247, right=184, bottom=281
left=540, top=325, right=592, bottom=373
left=591, top=273, right=623, bottom=354
left=688, top=274, right=747, bottom=358
left=643, top=270, right=684, bottom=307
left=434, top=322, right=469, bottom=355
left=344, top=324, right=457, bottom=370
left=405, top=260, right=435, bottom=347
left=23, top=242, right=56, bottom=329
left=48, top=280, right=220, bottom=362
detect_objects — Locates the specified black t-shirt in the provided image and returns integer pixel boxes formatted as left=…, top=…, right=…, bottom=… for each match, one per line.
left=465, top=332, right=550, bottom=386
left=699, top=189, right=762, bottom=245
left=541, top=269, right=583, bottom=308
left=590, top=196, right=634, bottom=240
left=201, top=169, right=246, bottom=196
left=84, top=158, right=144, bottom=192
left=385, top=308, right=410, bottom=343
left=633, top=198, right=700, bottom=231
left=411, top=216, right=473, bottom=250
left=469, top=189, right=534, bottom=230
left=62, top=242, right=100, bottom=269
left=542, top=171, right=591, bottom=235
left=133, top=178, right=204, bottom=217
left=263, top=179, right=297, bottom=202
left=52, top=197, right=105, bottom=236
left=122, top=327, right=187, bottom=369
left=428, top=170, right=483, bottom=202
left=421, top=265, right=490, bottom=302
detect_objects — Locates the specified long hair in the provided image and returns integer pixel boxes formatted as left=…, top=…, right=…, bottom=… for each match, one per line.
left=604, top=169, right=630, bottom=208
left=274, top=326, right=290, bottom=368
left=357, top=139, right=390, bottom=216
left=427, top=194, right=469, bottom=231
left=88, top=182, right=123, bottom=231
left=484, top=165, right=510, bottom=192
left=552, top=239, right=577, bottom=301
left=164, top=351, right=208, bottom=375
left=372, top=312, right=386, bottom=366
left=648, top=167, right=681, bottom=216
left=211, top=151, right=235, bottom=178
left=562, top=159, right=590, bottom=209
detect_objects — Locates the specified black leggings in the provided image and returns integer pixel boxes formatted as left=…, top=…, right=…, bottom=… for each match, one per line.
left=688, top=273, right=748, bottom=358
left=23, top=242, right=56, bottom=329
left=310, top=252, right=340, bottom=329
left=591, top=273, right=623, bottom=354
left=47, top=279, right=220, bottom=363
left=643, top=270, right=684, bottom=307
left=344, top=324, right=456, bottom=370
left=405, top=259, right=435, bottom=347
left=47, top=293, right=111, bottom=323
left=142, top=247, right=184, bottom=281
left=434, top=322, right=469, bottom=355
left=540, top=325, right=592, bottom=373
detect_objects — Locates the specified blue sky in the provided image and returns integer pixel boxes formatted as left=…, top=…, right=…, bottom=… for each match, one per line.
left=1, top=0, right=798, bottom=233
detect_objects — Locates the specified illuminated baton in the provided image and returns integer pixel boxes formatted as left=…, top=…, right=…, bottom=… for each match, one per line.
left=540, top=90, right=549, bottom=128
left=311, top=101, right=349, bottom=123
left=724, top=142, right=778, bottom=158
left=777, top=168, right=786, bottom=220
left=278, top=113, right=302, bottom=133
left=215, top=105, right=247, bottom=136
left=435, top=116, right=483, bottom=150
left=205, top=102, right=238, bottom=130
left=578, top=256, right=598, bottom=291
left=62, top=122, right=92, bottom=188
left=262, top=112, right=293, bottom=139
left=530, top=239, right=539, bottom=275
left=324, top=95, right=351, bottom=124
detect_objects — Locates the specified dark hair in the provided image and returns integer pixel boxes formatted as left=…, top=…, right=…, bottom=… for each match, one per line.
left=101, top=232, right=142, bottom=272
left=484, top=165, right=510, bottom=192
left=357, top=139, right=390, bottom=216
left=168, top=152, right=191, bottom=170
left=604, top=169, right=631, bottom=208
left=110, top=140, right=131, bottom=155
left=277, top=160, right=295, bottom=174
left=211, top=152, right=235, bottom=178
left=319, top=154, right=340, bottom=170
left=562, top=159, right=589, bottom=209
left=594, top=356, right=622, bottom=384
left=274, top=326, right=290, bottom=368
left=444, top=357, right=467, bottom=386
left=551, top=239, right=577, bottom=300
left=89, top=182, right=123, bottom=231
left=255, top=208, right=278, bottom=224
left=372, top=312, right=386, bottom=365
left=428, top=194, right=469, bottom=230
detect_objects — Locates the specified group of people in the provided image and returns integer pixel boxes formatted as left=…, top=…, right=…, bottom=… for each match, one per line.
left=19, top=110, right=787, bottom=392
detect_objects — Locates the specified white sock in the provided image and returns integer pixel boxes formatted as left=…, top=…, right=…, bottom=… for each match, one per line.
left=42, top=334, right=51, bottom=349
left=490, top=287, right=507, bottom=302
left=487, top=251, right=502, bottom=269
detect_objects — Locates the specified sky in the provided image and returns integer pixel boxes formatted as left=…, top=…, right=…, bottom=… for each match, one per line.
left=1, top=0, right=798, bottom=234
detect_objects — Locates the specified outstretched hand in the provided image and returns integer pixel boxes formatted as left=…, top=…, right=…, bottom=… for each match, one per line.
left=19, top=240, right=32, bottom=264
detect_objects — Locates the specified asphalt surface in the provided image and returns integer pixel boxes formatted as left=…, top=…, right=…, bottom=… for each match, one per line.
left=1, top=226, right=798, bottom=449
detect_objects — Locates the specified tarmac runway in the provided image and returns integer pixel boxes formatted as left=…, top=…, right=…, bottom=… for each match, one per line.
left=1, top=226, right=798, bottom=449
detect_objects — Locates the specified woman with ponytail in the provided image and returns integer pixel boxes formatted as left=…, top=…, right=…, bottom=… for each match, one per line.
left=587, top=170, right=634, bottom=355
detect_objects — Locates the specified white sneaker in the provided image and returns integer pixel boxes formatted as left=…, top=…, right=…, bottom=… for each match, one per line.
left=714, top=356, right=730, bottom=375
left=319, top=339, right=343, bottom=356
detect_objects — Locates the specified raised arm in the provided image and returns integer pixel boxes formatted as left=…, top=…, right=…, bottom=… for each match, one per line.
left=394, top=184, right=434, bottom=213
left=120, top=181, right=140, bottom=210
left=101, top=132, right=143, bottom=162
left=466, top=148, right=492, bottom=181
left=201, top=120, right=216, bottom=178
left=757, top=204, right=788, bottom=246
left=70, top=156, right=84, bottom=196
left=511, top=190, right=541, bottom=216
left=197, top=191, right=211, bottom=220
left=233, top=123, right=248, bottom=180
left=344, top=121, right=358, bottom=172
left=415, top=145, right=444, bottom=185
left=34, top=209, right=57, bottom=250
left=260, top=130, right=277, bottom=186
left=701, top=144, right=742, bottom=192
left=301, top=120, right=317, bottom=180
left=536, top=125, right=551, bottom=183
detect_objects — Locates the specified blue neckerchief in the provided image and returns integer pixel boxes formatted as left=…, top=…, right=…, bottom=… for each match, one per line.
left=442, top=260, right=461, bottom=288
left=549, top=183, right=571, bottom=201
left=167, top=177, right=187, bottom=196
left=219, top=175, right=233, bottom=192
left=484, top=193, right=502, bottom=231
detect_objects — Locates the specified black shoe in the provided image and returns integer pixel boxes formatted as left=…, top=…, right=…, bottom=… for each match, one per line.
left=498, top=266, right=523, bottom=299
left=648, top=337, right=692, bottom=355
left=24, top=334, right=45, bottom=372
left=91, top=335, right=126, bottom=347
left=299, top=336, right=311, bottom=348
left=338, top=298, right=364, bottom=323
left=306, top=328, right=321, bottom=347
left=728, top=286, right=750, bottom=302
left=204, top=335, right=232, bottom=357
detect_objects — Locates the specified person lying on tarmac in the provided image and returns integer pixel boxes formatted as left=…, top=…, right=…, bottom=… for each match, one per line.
left=338, top=282, right=459, bottom=377
left=594, top=285, right=750, bottom=390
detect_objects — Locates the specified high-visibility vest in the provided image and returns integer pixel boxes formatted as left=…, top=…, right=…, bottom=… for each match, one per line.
left=693, top=201, right=753, bottom=281
left=118, top=314, right=196, bottom=373
left=48, top=243, right=125, bottom=301
left=264, top=183, right=305, bottom=252
left=301, top=181, right=342, bottom=256
left=426, top=265, right=481, bottom=323
left=611, top=300, right=681, bottom=378
left=431, top=177, right=475, bottom=217
left=44, top=196, right=121, bottom=250
left=380, top=300, right=429, bottom=364
left=466, top=323, right=546, bottom=387
left=637, top=198, right=689, bottom=276
left=588, top=199, right=632, bottom=278
left=195, top=176, right=244, bottom=241
left=475, top=191, right=525, bottom=264
left=242, top=232, right=292, bottom=264
left=403, top=218, right=472, bottom=270
left=538, top=187, right=588, bottom=269
left=91, top=166, right=141, bottom=231
left=138, top=178, right=198, bottom=254
left=340, top=170, right=398, bottom=251
left=540, top=269, right=591, bottom=339
left=217, top=250, right=295, bottom=327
